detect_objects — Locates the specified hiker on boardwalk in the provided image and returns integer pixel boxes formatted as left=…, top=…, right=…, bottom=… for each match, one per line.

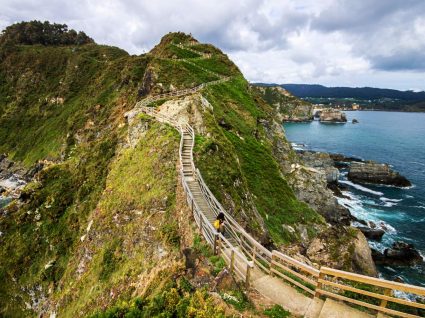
left=214, top=212, right=225, bottom=234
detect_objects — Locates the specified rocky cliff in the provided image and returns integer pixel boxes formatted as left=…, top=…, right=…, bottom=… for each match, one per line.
left=253, top=85, right=314, bottom=122
left=0, top=23, right=376, bottom=317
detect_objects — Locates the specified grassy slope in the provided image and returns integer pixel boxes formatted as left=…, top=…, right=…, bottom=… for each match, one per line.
left=196, top=76, right=323, bottom=244
left=0, top=43, right=148, bottom=165
left=0, top=43, right=149, bottom=316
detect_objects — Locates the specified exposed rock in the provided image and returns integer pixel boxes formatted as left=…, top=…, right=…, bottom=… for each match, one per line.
left=298, top=151, right=339, bottom=183
left=352, top=119, right=359, bottom=124
left=351, top=230, right=378, bottom=277
left=253, top=85, right=314, bottom=122
left=328, top=153, right=363, bottom=169
left=182, top=248, right=198, bottom=271
left=319, top=109, right=347, bottom=123
left=348, top=161, right=411, bottom=187
left=287, top=164, right=351, bottom=225
left=372, top=242, right=423, bottom=266
left=356, top=226, right=385, bottom=241
left=306, top=227, right=377, bottom=276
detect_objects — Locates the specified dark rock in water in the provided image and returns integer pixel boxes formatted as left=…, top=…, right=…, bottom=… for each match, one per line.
left=357, top=226, right=385, bottom=240
left=327, top=181, right=344, bottom=197
left=372, top=241, right=423, bottom=266
left=329, top=153, right=363, bottom=169
left=352, top=216, right=368, bottom=226
left=348, top=161, right=411, bottom=187
left=352, top=119, right=359, bottom=124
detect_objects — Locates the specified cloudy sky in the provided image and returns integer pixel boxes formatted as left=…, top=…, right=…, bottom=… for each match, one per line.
left=1, top=0, right=424, bottom=90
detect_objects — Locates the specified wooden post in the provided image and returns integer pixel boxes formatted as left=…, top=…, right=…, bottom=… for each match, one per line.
left=230, top=249, right=235, bottom=274
left=213, top=233, right=219, bottom=255
left=252, top=246, right=256, bottom=263
left=245, top=261, right=253, bottom=288
left=191, top=198, right=194, bottom=212
left=269, top=252, right=275, bottom=276
left=379, top=288, right=392, bottom=310
left=315, top=271, right=325, bottom=298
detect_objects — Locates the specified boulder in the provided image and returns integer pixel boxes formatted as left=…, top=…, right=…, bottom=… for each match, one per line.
left=352, top=230, right=378, bottom=277
left=306, top=227, right=377, bottom=277
left=372, top=241, right=423, bottom=266
left=298, top=151, right=340, bottom=183
left=356, top=226, right=385, bottom=241
left=287, top=164, right=352, bottom=225
left=319, top=110, right=347, bottom=123
left=352, top=119, right=359, bottom=124
left=348, top=161, right=411, bottom=187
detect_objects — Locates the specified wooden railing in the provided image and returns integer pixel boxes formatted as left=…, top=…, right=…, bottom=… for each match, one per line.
left=316, top=267, right=425, bottom=318
left=133, top=43, right=425, bottom=318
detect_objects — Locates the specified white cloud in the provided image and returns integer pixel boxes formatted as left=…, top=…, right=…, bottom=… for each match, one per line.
left=0, top=0, right=424, bottom=90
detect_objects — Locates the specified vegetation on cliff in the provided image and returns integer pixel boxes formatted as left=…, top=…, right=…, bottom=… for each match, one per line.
left=0, top=24, right=367, bottom=317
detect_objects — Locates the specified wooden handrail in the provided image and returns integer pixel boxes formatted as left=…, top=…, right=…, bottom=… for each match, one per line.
left=320, top=267, right=425, bottom=296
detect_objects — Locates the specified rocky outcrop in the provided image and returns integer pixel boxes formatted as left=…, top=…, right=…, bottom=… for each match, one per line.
left=287, top=163, right=351, bottom=225
left=298, top=151, right=339, bottom=183
left=253, top=85, right=314, bottom=122
left=348, top=161, right=411, bottom=187
left=319, top=110, right=347, bottom=123
left=372, top=242, right=423, bottom=266
left=351, top=230, right=378, bottom=276
left=356, top=226, right=385, bottom=241
left=306, top=227, right=377, bottom=277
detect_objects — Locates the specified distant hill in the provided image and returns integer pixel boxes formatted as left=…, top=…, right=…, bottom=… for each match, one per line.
left=255, top=83, right=425, bottom=101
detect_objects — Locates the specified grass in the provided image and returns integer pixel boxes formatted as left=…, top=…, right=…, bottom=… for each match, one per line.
left=194, top=76, right=324, bottom=243
left=0, top=44, right=146, bottom=166
left=264, top=305, right=291, bottom=318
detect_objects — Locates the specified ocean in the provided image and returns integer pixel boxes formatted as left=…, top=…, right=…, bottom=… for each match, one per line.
left=283, top=111, right=425, bottom=287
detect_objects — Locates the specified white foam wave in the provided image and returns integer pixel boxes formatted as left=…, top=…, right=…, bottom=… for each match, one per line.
left=339, top=180, right=384, bottom=196
left=410, top=205, right=425, bottom=210
left=380, top=197, right=403, bottom=203
left=291, top=142, right=305, bottom=151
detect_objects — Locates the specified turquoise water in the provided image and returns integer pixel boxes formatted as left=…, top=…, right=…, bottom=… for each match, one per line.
left=284, top=111, right=425, bottom=286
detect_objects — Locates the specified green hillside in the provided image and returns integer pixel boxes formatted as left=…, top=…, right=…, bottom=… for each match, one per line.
left=0, top=23, right=365, bottom=317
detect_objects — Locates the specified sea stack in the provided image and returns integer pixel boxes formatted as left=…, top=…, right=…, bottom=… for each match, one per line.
left=348, top=161, right=411, bottom=187
left=319, top=109, right=347, bottom=123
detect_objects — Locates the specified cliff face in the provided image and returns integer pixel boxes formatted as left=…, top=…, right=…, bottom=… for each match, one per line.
left=253, top=85, right=313, bottom=122
left=0, top=25, right=375, bottom=317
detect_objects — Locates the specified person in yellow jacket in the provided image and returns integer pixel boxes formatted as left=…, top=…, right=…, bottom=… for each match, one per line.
left=214, top=212, right=225, bottom=234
